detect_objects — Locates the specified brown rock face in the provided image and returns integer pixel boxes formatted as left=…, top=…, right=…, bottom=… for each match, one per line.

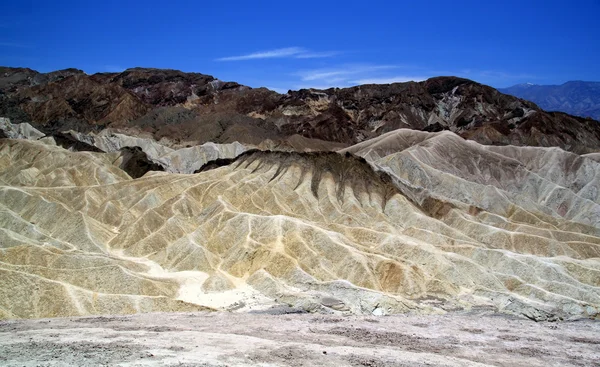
left=274, top=78, right=600, bottom=152
left=1, top=67, right=600, bottom=151
left=107, top=67, right=242, bottom=106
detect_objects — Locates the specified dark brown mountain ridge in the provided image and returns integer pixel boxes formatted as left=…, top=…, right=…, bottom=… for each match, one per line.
left=1, top=66, right=599, bottom=152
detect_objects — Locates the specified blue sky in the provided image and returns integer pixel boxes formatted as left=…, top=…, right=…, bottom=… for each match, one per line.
left=1, top=0, right=599, bottom=92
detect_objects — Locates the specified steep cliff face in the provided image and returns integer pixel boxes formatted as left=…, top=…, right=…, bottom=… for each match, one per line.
left=2, top=67, right=600, bottom=152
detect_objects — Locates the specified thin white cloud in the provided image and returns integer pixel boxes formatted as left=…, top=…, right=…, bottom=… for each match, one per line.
left=445, top=69, right=537, bottom=82
left=295, top=51, right=339, bottom=59
left=300, top=70, right=348, bottom=81
left=319, top=77, right=347, bottom=84
left=216, top=47, right=338, bottom=61
left=217, top=47, right=305, bottom=61
left=265, top=86, right=289, bottom=94
left=297, top=65, right=397, bottom=82
left=353, top=76, right=428, bottom=84
left=477, top=70, right=535, bottom=80
left=293, top=75, right=427, bottom=89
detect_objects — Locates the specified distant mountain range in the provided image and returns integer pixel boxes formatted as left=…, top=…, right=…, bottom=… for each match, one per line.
left=499, top=81, right=600, bottom=121
left=2, top=67, right=600, bottom=153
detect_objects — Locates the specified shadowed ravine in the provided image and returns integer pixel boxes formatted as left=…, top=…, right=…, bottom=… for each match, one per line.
left=200, top=149, right=400, bottom=210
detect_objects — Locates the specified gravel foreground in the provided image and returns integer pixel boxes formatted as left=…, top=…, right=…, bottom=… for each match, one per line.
left=0, top=310, right=598, bottom=367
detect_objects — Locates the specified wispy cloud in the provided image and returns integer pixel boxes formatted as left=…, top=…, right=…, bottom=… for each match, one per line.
left=230, top=58, right=535, bottom=92
left=216, top=47, right=338, bottom=61
left=297, top=65, right=397, bottom=82
left=443, top=69, right=537, bottom=84
left=0, top=42, right=31, bottom=48
left=295, top=51, right=339, bottom=59
left=353, top=76, right=428, bottom=84
left=265, top=86, right=289, bottom=94
left=292, top=64, right=411, bottom=89
left=476, top=70, right=536, bottom=80
left=217, top=47, right=304, bottom=61
left=423, top=69, right=536, bottom=88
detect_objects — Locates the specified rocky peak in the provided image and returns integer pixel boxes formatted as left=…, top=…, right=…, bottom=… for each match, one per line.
left=2, top=68, right=600, bottom=152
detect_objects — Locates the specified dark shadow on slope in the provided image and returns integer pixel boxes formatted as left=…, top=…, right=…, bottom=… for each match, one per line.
left=51, top=132, right=104, bottom=152
left=197, top=149, right=400, bottom=210
left=117, top=146, right=165, bottom=178
left=194, top=157, right=238, bottom=173
left=196, top=149, right=483, bottom=219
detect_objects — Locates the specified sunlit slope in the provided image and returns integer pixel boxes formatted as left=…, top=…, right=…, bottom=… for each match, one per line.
left=1, top=136, right=599, bottom=320
left=342, top=129, right=600, bottom=229
left=0, top=139, right=209, bottom=318
left=63, top=129, right=248, bottom=173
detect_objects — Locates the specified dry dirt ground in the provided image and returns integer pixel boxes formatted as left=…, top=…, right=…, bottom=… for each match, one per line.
left=0, top=309, right=598, bottom=367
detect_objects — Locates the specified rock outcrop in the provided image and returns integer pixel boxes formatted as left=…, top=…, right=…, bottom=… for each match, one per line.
left=0, top=117, right=250, bottom=174
left=3, top=67, right=600, bottom=152
left=0, top=117, right=46, bottom=140
left=62, top=129, right=249, bottom=173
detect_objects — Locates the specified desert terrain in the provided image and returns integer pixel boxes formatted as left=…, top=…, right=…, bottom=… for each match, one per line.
left=1, top=310, right=599, bottom=366
left=1, top=67, right=599, bottom=366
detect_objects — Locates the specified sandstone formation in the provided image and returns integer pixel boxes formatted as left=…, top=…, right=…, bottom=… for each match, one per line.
left=0, top=117, right=46, bottom=141
left=342, top=129, right=600, bottom=229
left=1, top=131, right=599, bottom=320
left=61, top=129, right=249, bottom=174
